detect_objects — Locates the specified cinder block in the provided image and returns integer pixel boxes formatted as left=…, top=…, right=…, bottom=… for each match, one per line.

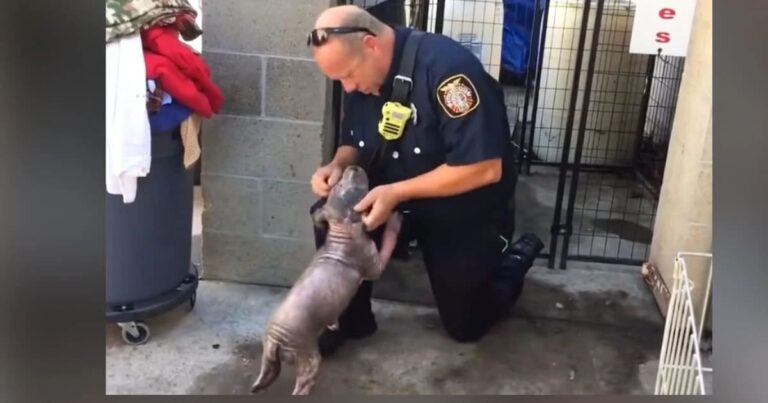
left=202, top=232, right=435, bottom=305
left=202, top=231, right=315, bottom=286
left=201, top=115, right=323, bottom=180
left=265, top=58, right=326, bottom=121
left=262, top=180, right=316, bottom=240
left=202, top=0, right=329, bottom=58
left=372, top=253, right=434, bottom=306
left=201, top=174, right=261, bottom=236
left=205, top=51, right=262, bottom=116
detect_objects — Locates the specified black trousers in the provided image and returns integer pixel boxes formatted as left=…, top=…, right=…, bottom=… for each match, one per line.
left=310, top=195, right=519, bottom=343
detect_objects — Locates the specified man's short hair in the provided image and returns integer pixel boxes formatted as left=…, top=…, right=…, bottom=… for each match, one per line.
left=334, top=6, right=387, bottom=54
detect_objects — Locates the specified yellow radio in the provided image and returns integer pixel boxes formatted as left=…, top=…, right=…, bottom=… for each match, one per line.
left=378, top=101, right=412, bottom=141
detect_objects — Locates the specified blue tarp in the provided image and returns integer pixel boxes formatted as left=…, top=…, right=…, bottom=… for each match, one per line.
left=501, top=0, right=546, bottom=79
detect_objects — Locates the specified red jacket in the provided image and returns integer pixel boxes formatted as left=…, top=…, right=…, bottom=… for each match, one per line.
left=144, top=51, right=213, bottom=118
left=141, top=25, right=223, bottom=115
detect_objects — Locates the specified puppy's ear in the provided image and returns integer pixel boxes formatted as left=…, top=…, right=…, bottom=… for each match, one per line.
left=312, top=207, right=327, bottom=228
left=348, top=209, right=364, bottom=223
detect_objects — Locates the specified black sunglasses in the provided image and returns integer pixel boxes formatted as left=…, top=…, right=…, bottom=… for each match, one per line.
left=307, top=27, right=376, bottom=47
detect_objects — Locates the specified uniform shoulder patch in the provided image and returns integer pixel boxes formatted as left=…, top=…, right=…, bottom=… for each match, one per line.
left=436, top=74, right=480, bottom=118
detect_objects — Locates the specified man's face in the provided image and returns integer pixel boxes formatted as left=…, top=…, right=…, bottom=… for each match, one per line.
left=313, top=38, right=384, bottom=95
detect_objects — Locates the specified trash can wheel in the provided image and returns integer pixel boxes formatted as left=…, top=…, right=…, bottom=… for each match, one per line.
left=188, top=291, right=196, bottom=311
left=119, top=321, right=151, bottom=345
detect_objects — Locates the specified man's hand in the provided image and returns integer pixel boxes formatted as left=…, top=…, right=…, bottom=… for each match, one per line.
left=311, top=163, right=343, bottom=197
left=354, top=184, right=404, bottom=231
left=311, top=146, right=360, bottom=197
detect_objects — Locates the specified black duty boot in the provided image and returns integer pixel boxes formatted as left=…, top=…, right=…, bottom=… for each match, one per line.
left=318, top=315, right=378, bottom=357
left=507, top=233, right=545, bottom=267
left=318, top=327, right=346, bottom=357
left=496, top=233, right=545, bottom=304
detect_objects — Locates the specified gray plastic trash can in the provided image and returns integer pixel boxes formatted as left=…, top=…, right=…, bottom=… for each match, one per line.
left=106, top=127, right=199, bottom=345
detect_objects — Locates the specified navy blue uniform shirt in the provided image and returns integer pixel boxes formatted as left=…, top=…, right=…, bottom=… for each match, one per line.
left=340, top=26, right=515, bottom=218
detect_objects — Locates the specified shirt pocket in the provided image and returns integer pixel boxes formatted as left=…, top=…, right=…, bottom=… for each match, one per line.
left=403, top=100, right=445, bottom=169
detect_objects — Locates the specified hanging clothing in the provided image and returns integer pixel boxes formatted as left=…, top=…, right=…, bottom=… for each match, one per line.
left=106, top=0, right=201, bottom=43
left=144, top=51, right=214, bottom=118
left=180, top=113, right=202, bottom=168
left=170, top=12, right=202, bottom=42
left=148, top=101, right=193, bottom=134
left=106, top=33, right=152, bottom=203
left=141, top=26, right=224, bottom=115
left=146, top=79, right=172, bottom=113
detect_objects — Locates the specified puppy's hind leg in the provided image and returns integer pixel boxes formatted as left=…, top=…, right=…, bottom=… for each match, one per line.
left=250, top=336, right=281, bottom=393
left=291, top=348, right=321, bottom=395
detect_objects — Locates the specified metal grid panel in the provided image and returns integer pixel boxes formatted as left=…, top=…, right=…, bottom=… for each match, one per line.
left=637, top=54, right=685, bottom=193
left=349, top=0, right=505, bottom=78
left=519, top=0, right=685, bottom=268
left=439, top=0, right=505, bottom=79
left=655, top=252, right=713, bottom=395
left=565, top=169, right=658, bottom=263
left=560, top=0, right=658, bottom=265
left=528, top=0, right=649, bottom=166
left=563, top=56, right=685, bottom=264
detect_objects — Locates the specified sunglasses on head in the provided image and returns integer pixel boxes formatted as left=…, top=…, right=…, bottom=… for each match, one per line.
left=307, top=27, right=376, bottom=47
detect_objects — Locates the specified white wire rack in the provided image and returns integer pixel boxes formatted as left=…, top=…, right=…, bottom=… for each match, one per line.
left=654, top=252, right=713, bottom=395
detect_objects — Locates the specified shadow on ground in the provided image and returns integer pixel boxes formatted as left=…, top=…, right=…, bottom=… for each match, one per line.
left=107, top=281, right=663, bottom=395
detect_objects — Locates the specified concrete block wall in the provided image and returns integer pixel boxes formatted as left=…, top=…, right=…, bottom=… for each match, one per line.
left=199, top=0, right=333, bottom=286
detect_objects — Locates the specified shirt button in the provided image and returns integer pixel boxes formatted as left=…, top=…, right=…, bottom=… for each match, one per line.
left=414, top=147, right=421, bottom=154
left=359, top=140, right=365, bottom=147
left=392, top=151, right=399, bottom=159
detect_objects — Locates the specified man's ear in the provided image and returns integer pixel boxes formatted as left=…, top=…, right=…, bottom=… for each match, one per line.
left=361, top=33, right=377, bottom=50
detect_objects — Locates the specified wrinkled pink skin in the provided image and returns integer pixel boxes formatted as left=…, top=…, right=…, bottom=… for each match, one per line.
left=250, top=165, right=402, bottom=395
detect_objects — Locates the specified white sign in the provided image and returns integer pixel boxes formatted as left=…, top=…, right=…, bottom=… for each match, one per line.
left=629, top=0, right=697, bottom=57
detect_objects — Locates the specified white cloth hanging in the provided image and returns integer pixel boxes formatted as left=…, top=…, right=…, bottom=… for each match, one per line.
left=106, top=33, right=151, bottom=203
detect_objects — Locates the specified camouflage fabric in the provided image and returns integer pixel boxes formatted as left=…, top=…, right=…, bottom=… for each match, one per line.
left=106, top=0, right=202, bottom=43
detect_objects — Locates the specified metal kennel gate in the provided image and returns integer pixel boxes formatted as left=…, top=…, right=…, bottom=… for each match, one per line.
left=330, top=0, right=685, bottom=269
left=518, top=0, right=685, bottom=269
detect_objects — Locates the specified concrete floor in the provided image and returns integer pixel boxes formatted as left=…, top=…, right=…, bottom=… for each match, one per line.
left=107, top=185, right=672, bottom=395
left=106, top=280, right=664, bottom=395
left=515, top=166, right=656, bottom=263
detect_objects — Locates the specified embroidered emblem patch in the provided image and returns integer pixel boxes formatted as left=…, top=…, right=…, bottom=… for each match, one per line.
left=436, top=74, right=479, bottom=118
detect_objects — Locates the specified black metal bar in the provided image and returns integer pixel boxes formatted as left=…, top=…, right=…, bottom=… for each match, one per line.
left=331, top=82, right=343, bottom=152
left=518, top=0, right=546, bottom=172
left=417, top=0, right=430, bottom=31
left=547, top=0, right=592, bottom=269
left=565, top=255, right=646, bottom=267
left=634, top=160, right=661, bottom=201
left=632, top=55, right=657, bottom=170
left=524, top=0, right=551, bottom=175
left=434, top=0, right=445, bottom=34
left=529, top=161, right=635, bottom=172
left=559, top=0, right=606, bottom=270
